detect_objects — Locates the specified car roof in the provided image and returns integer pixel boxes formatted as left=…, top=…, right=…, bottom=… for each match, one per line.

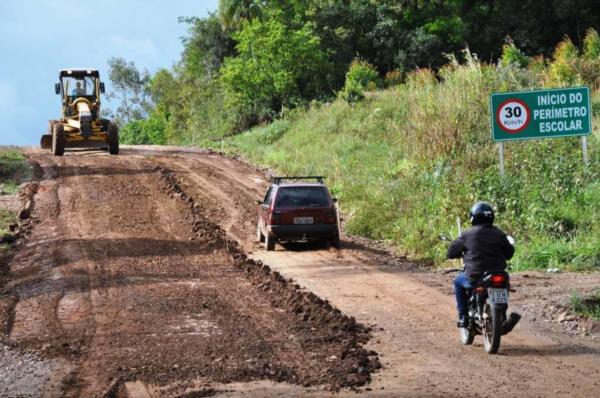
left=274, top=183, right=327, bottom=188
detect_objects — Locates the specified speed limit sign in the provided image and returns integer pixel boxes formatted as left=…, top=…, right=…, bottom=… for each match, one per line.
left=496, top=99, right=530, bottom=133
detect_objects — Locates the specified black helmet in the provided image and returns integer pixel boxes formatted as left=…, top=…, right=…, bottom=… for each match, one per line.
left=469, top=201, right=495, bottom=225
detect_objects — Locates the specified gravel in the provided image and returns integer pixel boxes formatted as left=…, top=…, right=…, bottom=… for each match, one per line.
left=0, top=344, right=59, bottom=398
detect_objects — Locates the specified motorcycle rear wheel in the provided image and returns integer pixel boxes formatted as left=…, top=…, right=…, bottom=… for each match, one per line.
left=483, top=304, right=503, bottom=354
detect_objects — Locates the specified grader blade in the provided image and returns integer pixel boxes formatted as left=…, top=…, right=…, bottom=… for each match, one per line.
left=41, top=134, right=52, bottom=149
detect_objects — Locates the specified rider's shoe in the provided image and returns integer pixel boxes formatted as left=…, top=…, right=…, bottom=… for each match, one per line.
left=502, top=312, right=521, bottom=334
left=457, top=315, right=469, bottom=328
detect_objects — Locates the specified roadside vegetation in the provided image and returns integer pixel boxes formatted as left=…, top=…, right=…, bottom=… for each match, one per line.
left=214, top=39, right=600, bottom=270
left=0, top=148, right=30, bottom=245
left=571, top=290, right=600, bottom=320
left=0, top=149, right=30, bottom=195
left=108, top=2, right=600, bottom=271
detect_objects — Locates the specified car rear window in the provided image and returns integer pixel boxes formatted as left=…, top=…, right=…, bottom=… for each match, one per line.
left=275, top=187, right=330, bottom=207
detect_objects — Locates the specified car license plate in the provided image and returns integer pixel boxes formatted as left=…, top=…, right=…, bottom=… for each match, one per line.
left=488, top=288, right=508, bottom=304
left=294, top=217, right=314, bottom=224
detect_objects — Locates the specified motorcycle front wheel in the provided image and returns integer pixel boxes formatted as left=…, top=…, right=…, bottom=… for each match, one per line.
left=459, top=324, right=475, bottom=345
left=483, top=304, right=503, bottom=354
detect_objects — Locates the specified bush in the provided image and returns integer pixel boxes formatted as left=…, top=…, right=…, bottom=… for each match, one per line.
left=548, top=36, right=580, bottom=86
left=384, top=70, right=404, bottom=87
left=583, top=28, right=600, bottom=60
left=339, top=59, right=380, bottom=102
left=120, top=111, right=168, bottom=145
left=500, top=38, right=529, bottom=68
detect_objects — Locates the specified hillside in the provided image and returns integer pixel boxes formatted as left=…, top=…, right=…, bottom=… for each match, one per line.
left=210, top=54, right=599, bottom=270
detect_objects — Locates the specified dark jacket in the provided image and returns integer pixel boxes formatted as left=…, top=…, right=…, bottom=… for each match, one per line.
left=447, top=224, right=514, bottom=280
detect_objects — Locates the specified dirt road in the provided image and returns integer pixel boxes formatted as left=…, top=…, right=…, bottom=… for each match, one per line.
left=2, top=146, right=600, bottom=397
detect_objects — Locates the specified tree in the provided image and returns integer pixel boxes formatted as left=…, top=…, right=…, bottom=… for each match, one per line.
left=220, top=15, right=329, bottom=127
left=179, top=14, right=236, bottom=79
left=106, top=57, right=151, bottom=125
left=218, top=0, right=264, bottom=29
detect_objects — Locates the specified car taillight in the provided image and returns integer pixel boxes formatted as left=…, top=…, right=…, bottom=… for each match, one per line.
left=491, top=274, right=506, bottom=287
left=269, top=212, right=281, bottom=225
left=326, top=209, right=336, bottom=222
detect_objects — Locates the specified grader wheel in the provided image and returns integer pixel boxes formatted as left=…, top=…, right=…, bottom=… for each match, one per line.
left=52, top=124, right=65, bottom=156
left=107, top=122, right=119, bottom=155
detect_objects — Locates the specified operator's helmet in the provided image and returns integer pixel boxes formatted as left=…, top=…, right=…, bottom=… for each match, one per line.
left=469, top=201, right=495, bottom=226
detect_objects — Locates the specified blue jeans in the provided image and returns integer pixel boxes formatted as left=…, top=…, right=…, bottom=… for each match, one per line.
left=454, top=273, right=472, bottom=317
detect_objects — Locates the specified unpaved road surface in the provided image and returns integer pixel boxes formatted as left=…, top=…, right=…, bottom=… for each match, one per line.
left=1, top=146, right=600, bottom=397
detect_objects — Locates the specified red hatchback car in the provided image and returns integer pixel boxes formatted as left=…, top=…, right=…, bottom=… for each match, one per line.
left=256, top=176, right=340, bottom=250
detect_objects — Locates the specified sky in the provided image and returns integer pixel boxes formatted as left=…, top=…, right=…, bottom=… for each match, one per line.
left=0, top=0, right=219, bottom=145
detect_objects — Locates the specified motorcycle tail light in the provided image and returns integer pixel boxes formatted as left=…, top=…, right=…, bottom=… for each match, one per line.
left=491, top=274, right=507, bottom=287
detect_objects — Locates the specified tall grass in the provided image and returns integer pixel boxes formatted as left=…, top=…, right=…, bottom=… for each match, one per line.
left=202, top=47, right=599, bottom=271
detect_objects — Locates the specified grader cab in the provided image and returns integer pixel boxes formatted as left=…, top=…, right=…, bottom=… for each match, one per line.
left=41, top=69, right=119, bottom=156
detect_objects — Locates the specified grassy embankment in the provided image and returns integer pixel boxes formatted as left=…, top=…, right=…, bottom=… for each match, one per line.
left=0, top=149, right=31, bottom=248
left=204, top=56, right=599, bottom=271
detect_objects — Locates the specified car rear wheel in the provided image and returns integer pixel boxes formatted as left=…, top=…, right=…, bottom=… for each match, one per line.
left=330, top=232, right=341, bottom=249
left=265, top=233, right=275, bottom=251
left=256, top=220, right=265, bottom=243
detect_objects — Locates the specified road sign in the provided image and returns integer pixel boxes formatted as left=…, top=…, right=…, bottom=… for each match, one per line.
left=490, top=87, right=591, bottom=142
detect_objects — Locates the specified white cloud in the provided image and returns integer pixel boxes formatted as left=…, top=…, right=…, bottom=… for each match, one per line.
left=106, top=36, right=160, bottom=60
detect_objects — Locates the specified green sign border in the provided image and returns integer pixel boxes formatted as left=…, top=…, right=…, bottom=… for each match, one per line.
left=490, top=86, right=592, bottom=142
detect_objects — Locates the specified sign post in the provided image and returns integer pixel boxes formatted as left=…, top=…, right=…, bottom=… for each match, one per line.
left=582, top=136, right=589, bottom=167
left=490, top=87, right=592, bottom=173
left=498, top=142, right=505, bottom=177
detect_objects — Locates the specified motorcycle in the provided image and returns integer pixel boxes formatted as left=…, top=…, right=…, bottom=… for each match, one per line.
left=441, top=219, right=521, bottom=354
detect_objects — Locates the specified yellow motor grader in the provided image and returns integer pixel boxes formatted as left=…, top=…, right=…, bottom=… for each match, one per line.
left=41, top=69, right=119, bottom=156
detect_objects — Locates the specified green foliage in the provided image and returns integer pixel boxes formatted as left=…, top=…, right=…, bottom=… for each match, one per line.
left=0, top=149, right=31, bottom=194
left=218, top=0, right=263, bottom=30
left=501, top=39, right=529, bottom=68
left=570, top=290, right=600, bottom=320
left=215, top=49, right=599, bottom=271
left=0, top=208, right=16, bottom=238
left=340, top=59, right=380, bottom=101
left=120, top=111, right=168, bottom=145
left=108, top=1, right=600, bottom=146
left=220, top=15, right=328, bottom=128
left=543, top=29, right=600, bottom=89
left=583, top=28, right=600, bottom=60
left=548, top=36, right=580, bottom=86
left=179, top=14, right=235, bottom=78
left=107, top=57, right=151, bottom=125
left=0, top=149, right=28, bottom=241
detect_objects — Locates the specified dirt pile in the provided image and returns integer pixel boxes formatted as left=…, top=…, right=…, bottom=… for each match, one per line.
left=158, top=168, right=381, bottom=389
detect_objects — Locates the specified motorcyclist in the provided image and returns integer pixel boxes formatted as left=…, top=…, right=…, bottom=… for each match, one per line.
left=447, top=202, right=515, bottom=327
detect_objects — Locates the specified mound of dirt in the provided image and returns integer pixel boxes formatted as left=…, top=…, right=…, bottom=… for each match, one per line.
left=158, top=167, right=381, bottom=389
